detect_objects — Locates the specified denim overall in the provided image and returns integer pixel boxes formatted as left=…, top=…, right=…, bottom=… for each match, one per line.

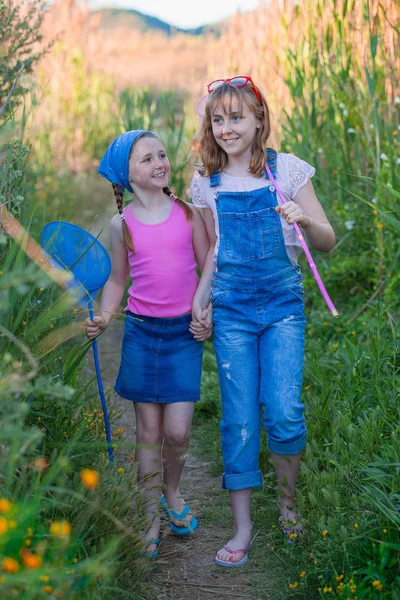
left=210, top=150, right=307, bottom=491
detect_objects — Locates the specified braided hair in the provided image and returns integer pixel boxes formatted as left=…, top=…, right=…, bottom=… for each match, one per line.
left=112, top=182, right=134, bottom=252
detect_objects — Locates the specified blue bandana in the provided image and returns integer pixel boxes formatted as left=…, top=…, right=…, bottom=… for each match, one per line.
left=98, top=130, right=153, bottom=193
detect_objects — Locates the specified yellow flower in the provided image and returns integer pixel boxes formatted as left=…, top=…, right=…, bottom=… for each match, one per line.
left=351, top=330, right=356, bottom=335
left=354, top=523, right=359, bottom=528
left=314, top=559, right=318, bottom=564
left=0, top=516, right=8, bottom=535
left=39, top=287, right=44, bottom=291
left=372, top=580, right=383, bottom=591
left=80, top=468, right=100, bottom=489
left=377, top=223, right=384, bottom=229
left=117, top=467, right=125, bottom=473
left=0, top=499, right=11, bottom=513
left=289, top=532, right=297, bottom=539
left=323, top=587, right=332, bottom=593
left=309, top=552, right=313, bottom=558
left=2, top=557, right=20, bottom=573
left=20, top=550, right=42, bottom=569
left=322, top=529, right=328, bottom=536
left=289, top=582, right=298, bottom=589
left=50, top=520, right=72, bottom=537
left=383, top=528, right=387, bottom=534
left=72, top=307, right=78, bottom=313
left=300, top=570, right=306, bottom=577
left=49, top=324, right=54, bottom=329
left=336, top=575, right=344, bottom=581
left=40, top=575, right=50, bottom=582
left=373, top=209, right=378, bottom=215
left=323, top=321, right=328, bottom=327
left=130, top=453, right=135, bottom=461
left=42, top=586, right=53, bottom=593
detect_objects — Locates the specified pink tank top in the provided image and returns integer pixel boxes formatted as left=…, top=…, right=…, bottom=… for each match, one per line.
left=123, top=201, right=199, bottom=317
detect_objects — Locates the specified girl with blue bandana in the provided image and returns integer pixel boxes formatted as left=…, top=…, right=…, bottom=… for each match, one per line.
left=85, top=130, right=212, bottom=559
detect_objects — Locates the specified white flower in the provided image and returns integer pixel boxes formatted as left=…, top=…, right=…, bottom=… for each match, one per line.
left=387, top=182, right=392, bottom=188
left=345, top=220, right=355, bottom=231
left=396, top=158, right=400, bottom=165
left=339, top=102, right=345, bottom=109
left=317, top=148, right=324, bottom=154
left=342, top=109, right=349, bottom=117
left=347, top=128, right=356, bottom=133
left=380, top=153, right=389, bottom=161
left=398, top=125, right=400, bottom=131
left=395, top=96, right=400, bottom=104
left=371, top=197, right=377, bottom=204
left=344, top=204, right=350, bottom=210
left=369, top=124, right=375, bottom=129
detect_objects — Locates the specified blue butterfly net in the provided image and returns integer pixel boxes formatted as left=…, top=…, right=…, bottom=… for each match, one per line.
left=41, top=222, right=111, bottom=304
left=41, top=221, right=114, bottom=461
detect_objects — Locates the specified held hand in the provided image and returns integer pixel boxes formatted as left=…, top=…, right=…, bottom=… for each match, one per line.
left=190, top=303, right=213, bottom=341
left=276, top=202, right=313, bottom=228
left=192, top=300, right=212, bottom=328
left=85, top=313, right=110, bottom=340
left=190, top=322, right=213, bottom=341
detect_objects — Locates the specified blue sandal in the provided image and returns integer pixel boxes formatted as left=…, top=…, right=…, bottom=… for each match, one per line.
left=160, top=495, right=198, bottom=536
left=139, top=538, right=159, bottom=560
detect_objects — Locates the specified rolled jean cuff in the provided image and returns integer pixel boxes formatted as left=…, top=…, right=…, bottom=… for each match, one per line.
left=222, top=469, right=264, bottom=490
left=268, top=431, right=307, bottom=455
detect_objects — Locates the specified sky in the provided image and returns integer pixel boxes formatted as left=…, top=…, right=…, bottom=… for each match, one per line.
left=86, top=0, right=262, bottom=29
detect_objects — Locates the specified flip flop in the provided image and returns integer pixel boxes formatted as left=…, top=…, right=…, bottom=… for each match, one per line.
left=279, top=516, right=303, bottom=543
left=139, top=538, right=159, bottom=560
left=160, top=495, right=198, bottom=536
left=215, top=542, right=252, bottom=567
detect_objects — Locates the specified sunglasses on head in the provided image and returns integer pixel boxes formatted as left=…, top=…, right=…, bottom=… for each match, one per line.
left=207, top=76, right=262, bottom=105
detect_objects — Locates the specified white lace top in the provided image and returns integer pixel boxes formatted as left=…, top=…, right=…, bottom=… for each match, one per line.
left=189, top=153, right=315, bottom=265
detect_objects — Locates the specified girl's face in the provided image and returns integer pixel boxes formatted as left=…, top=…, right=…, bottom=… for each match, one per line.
left=128, top=137, right=170, bottom=191
left=211, top=97, right=260, bottom=160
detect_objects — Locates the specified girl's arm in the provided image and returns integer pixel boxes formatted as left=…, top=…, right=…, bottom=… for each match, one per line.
left=188, top=204, right=210, bottom=272
left=85, top=215, right=129, bottom=339
left=276, top=179, right=335, bottom=252
left=191, top=208, right=216, bottom=328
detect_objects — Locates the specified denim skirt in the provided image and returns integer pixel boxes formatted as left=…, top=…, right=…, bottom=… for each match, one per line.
left=114, top=311, right=203, bottom=403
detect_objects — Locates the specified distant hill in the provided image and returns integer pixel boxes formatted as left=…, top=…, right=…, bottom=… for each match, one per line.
left=93, top=8, right=222, bottom=36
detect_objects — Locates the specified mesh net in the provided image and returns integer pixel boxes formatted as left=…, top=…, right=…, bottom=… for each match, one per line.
left=41, top=222, right=111, bottom=302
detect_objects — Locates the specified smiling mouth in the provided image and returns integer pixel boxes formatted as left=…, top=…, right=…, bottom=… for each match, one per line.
left=222, top=138, right=239, bottom=144
left=153, top=172, right=166, bottom=177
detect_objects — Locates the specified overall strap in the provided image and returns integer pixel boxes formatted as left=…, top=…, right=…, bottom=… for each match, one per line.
left=209, top=170, right=221, bottom=187
left=265, top=148, right=277, bottom=179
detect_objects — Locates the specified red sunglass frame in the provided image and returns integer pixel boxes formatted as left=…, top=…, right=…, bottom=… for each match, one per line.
left=207, top=76, right=262, bottom=104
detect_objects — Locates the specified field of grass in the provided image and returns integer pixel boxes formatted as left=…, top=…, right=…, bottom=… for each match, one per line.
left=1, top=0, right=399, bottom=598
